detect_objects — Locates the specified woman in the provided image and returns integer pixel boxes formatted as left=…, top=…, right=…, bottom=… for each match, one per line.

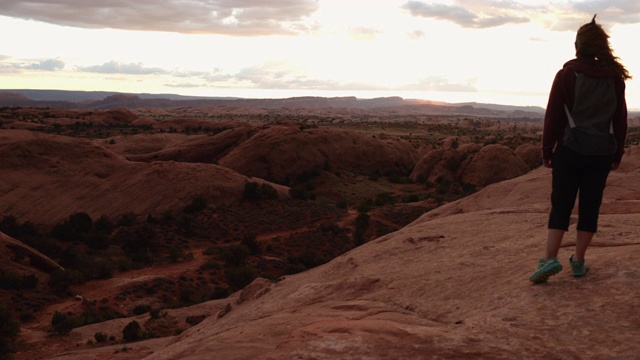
left=529, top=15, right=630, bottom=284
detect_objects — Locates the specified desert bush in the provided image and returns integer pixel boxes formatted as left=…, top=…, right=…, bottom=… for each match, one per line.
left=295, top=167, right=322, bottom=183
left=0, top=215, right=38, bottom=239
left=374, top=192, right=396, bottom=206
left=133, top=305, right=151, bottom=315
left=402, top=194, right=420, bottom=203
left=176, top=214, right=195, bottom=235
left=94, top=331, right=108, bottom=343
left=287, top=251, right=326, bottom=270
left=355, top=213, right=370, bottom=230
left=318, top=222, right=344, bottom=236
left=87, top=259, right=115, bottom=280
left=48, top=269, right=85, bottom=294
left=19, top=311, right=34, bottom=323
left=336, top=198, right=348, bottom=209
left=149, top=308, right=168, bottom=319
left=117, top=212, right=137, bottom=226
left=84, top=232, right=110, bottom=250
left=225, top=266, right=257, bottom=291
left=289, top=186, right=314, bottom=200
left=387, top=172, right=412, bottom=184
left=209, top=286, right=231, bottom=300
left=199, top=259, right=221, bottom=271
left=146, top=214, right=158, bottom=224
left=353, top=213, right=370, bottom=246
left=0, top=272, right=38, bottom=290
left=168, top=245, right=186, bottom=262
left=122, top=320, right=146, bottom=342
left=52, top=212, right=92, bottom=242
left=116, top=224, right=157, bottom=263
left=94, top=215, right=114, bottom=234
left=243, top=182, right=278, bottom=201
left=51, top=311, right=77, bottom=335
left=185, top=315, right=207, bottom=326
left=285, top=263, right=308, bottom=275
left=68, top=212, right=92, bottom=233
left=240, top=233, right=261, bottom=255
left=179, top=288, right=195, bottom=306
left=0, top=305, right=20, bottom=359
left=184, top=194, right=207, bottom=214
left=221, top=244, right=250, bottom=267
left=356, top=199, right=373, bottom=214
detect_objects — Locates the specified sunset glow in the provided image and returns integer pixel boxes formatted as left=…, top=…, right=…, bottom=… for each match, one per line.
left=1, top=0, right=639, bottom=108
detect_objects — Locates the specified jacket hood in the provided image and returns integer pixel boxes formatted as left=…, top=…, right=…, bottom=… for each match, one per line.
left=563, top=56, right=618, bottom=78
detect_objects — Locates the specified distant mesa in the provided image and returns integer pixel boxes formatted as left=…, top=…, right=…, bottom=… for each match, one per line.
left=0, top=89, right=546, bottom=117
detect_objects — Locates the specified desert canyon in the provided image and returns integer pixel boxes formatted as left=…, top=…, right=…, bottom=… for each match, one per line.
left=1, top=93, right=639, bottom=359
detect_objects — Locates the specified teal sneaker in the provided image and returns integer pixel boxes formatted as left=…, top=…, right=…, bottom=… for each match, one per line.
left=569, top=254, right=589, bottom=277
left=529, top=257, right=563, bottom=284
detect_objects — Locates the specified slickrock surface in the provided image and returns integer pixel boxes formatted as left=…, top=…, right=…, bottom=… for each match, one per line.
left=39, top=146, right=640, bottom=360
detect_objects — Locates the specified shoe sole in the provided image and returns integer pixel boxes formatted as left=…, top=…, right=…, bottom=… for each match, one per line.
left=529, top=264, right=562, bottom=284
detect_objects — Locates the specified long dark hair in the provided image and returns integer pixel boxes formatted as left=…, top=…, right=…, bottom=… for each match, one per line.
left=575, top=14, right=632, bottom=80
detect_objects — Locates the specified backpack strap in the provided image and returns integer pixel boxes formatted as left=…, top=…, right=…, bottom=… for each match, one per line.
left=564, top=104, right=576, bottom=128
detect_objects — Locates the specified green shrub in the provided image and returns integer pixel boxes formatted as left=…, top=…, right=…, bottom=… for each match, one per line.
left=221, top=244, right=250, bottom=267
left=0, top=272, right=38, bottom=290
left=84, top=232, right=110, bottom=250
left=51, top=311, right=77, bottom=335
left=243, top=182, right=279, bottom=201
left=48, top=269, right=85, bottom=293
left=240, top=233, right=261, bottom=255
left=94, top=215, right=114, bottom=234
left=225, top=266, right=257, bottom=291
left=68, top=212, right=92, bottom=233
left=117, top=212, right=137, bottom=226
left=184, top=194, right=207, bottom=214
left=0, top=305, right=20, bottom=359
left=289, top=186, right=313, bottom=200
left=122, top=321, right=145, bottom=342
left=209, top=286, right=231, bottom=300
left=168, top=245, right=186, bottom=262
left=132, top=304, right=151, bottom=316
left=94, top=332, right=108, bottom=343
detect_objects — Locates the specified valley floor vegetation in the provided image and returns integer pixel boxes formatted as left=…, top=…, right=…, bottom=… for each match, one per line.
left=4, top=105, right=637, bottom=356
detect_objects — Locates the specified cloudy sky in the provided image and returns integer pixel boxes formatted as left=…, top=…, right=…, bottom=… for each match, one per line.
left=1, top=0, right=639, bottom=108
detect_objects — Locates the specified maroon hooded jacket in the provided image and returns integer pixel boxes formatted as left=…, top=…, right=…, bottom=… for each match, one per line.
left=542, top=56, right=627, bottom=163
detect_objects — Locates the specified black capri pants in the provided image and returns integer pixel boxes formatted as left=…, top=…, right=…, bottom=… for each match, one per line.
left=548, top=145, right=614, bottom=233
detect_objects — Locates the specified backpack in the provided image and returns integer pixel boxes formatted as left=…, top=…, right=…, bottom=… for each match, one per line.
left=563, top=71, right=617, bottom=156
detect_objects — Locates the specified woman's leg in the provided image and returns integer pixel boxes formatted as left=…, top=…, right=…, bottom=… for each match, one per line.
left=545, top=228, right=565, bottom=259
left=575, top=230, right=594, bottom=261
left=575, top=154, right=613, bottom=261
left=548, top=147, right=580, bottom=233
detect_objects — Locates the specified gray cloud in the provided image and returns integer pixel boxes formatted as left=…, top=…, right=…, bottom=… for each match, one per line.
left=406, top=30, right=427, bottom=39
left=25, top=58, right=65, bottom=71
left=400, top=76, right=477, bottom=92
left=348, top=26, right=382, bottom=40
left=570, top=1, right=640, bottom=25
left=201, top=62, right=372, bottom=91
left=0, top=57, right=65, bottom=72
left=164, top=82, right=203, bottom=88
left=402, top=0, right=529, bottom=28
left=79, top=61, right=166, bottom=75
left=0, top=0, right=319, bottom=35
left=402, top=0, right=640, bottom=32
